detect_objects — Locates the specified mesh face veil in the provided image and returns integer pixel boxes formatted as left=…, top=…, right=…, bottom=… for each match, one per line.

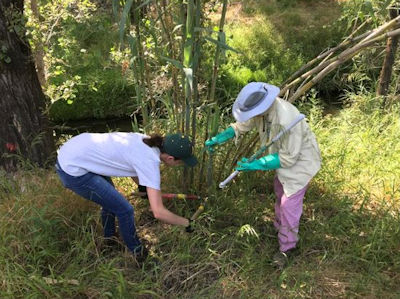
left=238, top=90, right=268, bottom=112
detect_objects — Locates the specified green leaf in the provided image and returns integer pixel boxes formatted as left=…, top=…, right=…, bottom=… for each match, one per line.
left=237, top=224, right=259, bottom=239
left=204, top=36, right=241, bottom=54
left=160, top=56, right=184, bottom=69
left=136, top=0, right=154, bottom=11
left=127, top=34, right=138, bottom=57
left=4, top=57, right=11, bottom=63
left=119, top=0, right=134, bottom=45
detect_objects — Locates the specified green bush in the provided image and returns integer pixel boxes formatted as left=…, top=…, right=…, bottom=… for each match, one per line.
left=42, top=7, right=137, bottom=122
left=49, top=69, right=136, bottom=122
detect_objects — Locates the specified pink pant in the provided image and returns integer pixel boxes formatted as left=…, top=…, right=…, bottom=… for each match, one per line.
left=273, top=176, right=308, bottom=252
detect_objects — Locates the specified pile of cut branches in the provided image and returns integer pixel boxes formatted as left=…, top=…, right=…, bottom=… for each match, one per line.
left=280, top=14, right=400, bottom=102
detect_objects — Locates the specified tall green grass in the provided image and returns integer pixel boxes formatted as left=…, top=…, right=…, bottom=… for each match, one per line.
left=313, top=93, right=400, bottom=208
left=217, top=16, right=305, bottom=101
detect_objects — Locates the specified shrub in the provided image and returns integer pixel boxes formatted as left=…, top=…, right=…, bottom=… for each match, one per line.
left=41, top=5, right=137, bottom=122
left=48, top=69, right=136, bottom=122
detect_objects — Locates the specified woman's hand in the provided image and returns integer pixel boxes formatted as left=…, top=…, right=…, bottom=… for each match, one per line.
left=235, top=153, right=281, bottom=171
left=147, top=187, right=190, bottom=226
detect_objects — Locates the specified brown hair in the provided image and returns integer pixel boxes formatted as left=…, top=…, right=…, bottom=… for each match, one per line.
left=142, top=134, right=164, bottom=152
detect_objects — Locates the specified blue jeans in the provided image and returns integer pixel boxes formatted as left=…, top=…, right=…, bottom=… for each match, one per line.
left=55, top=161, right=142, bottom=253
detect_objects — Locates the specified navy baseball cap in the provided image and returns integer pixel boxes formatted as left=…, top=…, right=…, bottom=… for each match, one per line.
left=163, top=134, right=198, bottom=167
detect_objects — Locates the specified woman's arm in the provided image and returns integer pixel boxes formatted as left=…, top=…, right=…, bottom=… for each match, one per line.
left=230, top=117, right=256, bottom=136
left=147, top=187, right=190, bottom=226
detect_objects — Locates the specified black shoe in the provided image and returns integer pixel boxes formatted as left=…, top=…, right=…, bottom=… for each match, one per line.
left=103, top=235, right=124, bottom=252
left=272, top=248, right=298, bottom=269
left=132, top=245, right=149, bottom=264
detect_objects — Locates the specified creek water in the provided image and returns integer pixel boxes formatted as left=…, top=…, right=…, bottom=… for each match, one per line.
left=52, top=116, right=136, bottom=136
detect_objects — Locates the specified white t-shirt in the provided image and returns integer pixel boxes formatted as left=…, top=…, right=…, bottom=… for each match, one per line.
left=57, top=132, right=161, bottom=190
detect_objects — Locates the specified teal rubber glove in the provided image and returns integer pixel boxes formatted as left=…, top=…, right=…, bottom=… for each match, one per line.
left=236, top=153, right=281, bottom=171
left=205, top=126, right=235, bottom=152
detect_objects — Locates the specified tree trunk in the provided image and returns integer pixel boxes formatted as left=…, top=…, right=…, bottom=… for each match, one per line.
left=0, top=0, right=55, bottom=172
left=377, top=7, right=400, bottom=96
left=30, top=0, right=47, bottom=87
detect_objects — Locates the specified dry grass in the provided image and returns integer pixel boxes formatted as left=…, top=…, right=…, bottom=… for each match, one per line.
left=1, top=144, right=399, bottom=297
left=210, top=0, right=343, bottom=28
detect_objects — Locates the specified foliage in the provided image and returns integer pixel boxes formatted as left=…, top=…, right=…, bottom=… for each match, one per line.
left=239, top=0, right=345, bottom=59
left=314, top=92, right=400, bottom=204
left=212, top=0, right=346, bottom=106
left=26, top=0, right=369, bottom=123
left=1, top=90, right=400, bottom=296
left=25, top=0, right=137, bottom=122
left=237, top=0, right=400, bottom=102
left=339, top=0, right=396, bottom=26
left=24, top=0, right=400, bottom=123
left=48, top=70, right=136, bottom=121
left=332, top=0, right=400, bottom=94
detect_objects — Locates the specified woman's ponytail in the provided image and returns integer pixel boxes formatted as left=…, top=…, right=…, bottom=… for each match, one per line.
left=142, top=134, right=164, bottom=151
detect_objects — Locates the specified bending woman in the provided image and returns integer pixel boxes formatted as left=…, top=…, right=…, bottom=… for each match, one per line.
left=56, top=132, right=197, bottom=261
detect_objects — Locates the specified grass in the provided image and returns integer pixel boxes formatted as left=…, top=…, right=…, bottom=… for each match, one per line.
left=223, top=0, right=344, bottom=60
left=213, top=0, right=346, bottom=105
left=1, top=94, right=400, bottom=298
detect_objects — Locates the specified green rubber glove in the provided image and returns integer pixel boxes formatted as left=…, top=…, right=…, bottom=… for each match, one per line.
left=205, top=126, right=235, bottom=152
left=236, top=153, right=281, bottom=171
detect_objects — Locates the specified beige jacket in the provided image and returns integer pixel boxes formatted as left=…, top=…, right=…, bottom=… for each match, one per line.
left=230, top=98, right=321, bottom=197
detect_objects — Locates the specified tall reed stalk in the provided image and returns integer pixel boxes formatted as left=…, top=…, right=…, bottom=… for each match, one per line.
left=156, top=0, right=182, bottom=130
left=114, top=0, right=235, bottom=190
left=208, top=0, right=228, bottom=104
left=189, top=0, right=202, bottom=185
left=116, top=0, right=150, bottom=127
left=183, top=0, right=194, bottom=136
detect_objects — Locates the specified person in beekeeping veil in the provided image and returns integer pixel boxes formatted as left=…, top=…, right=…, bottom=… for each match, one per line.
left=205, top=82, right=321, bottom=269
